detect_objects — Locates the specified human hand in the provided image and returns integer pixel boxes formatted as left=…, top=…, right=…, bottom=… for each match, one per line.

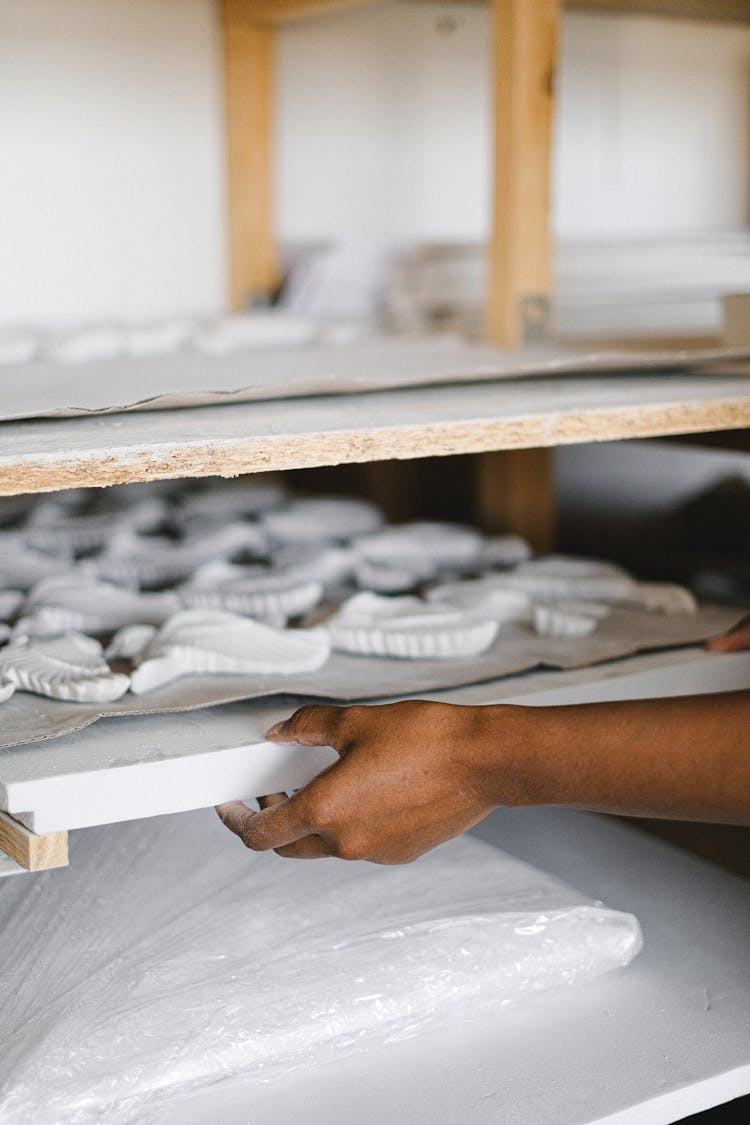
left=706, top=613, right=750, bottom=652
left=216, top=700, right=518, bottom=864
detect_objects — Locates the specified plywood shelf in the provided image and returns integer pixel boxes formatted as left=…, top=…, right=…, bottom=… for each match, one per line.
left=1, top=370, right=748, bottom=496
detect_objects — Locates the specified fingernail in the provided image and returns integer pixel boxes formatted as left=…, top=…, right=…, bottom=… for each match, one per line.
left=265, top=722, right=284, bottom=739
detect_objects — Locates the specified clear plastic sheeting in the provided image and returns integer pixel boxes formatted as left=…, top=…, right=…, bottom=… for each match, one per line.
left=0, top=810, right=642, bottom=1124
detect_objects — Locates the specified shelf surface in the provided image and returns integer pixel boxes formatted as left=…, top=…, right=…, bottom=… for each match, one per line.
left=162, top=804, right=750, bottom=1125
left=1, top=371, right=749, bottom=494
left=4, top=646, right=749, bottom=835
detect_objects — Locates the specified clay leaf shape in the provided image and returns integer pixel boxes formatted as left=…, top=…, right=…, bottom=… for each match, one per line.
left=18, top=573, right=180, bottom=637
left=25, top=496, right=166, bottom=554
left=261, top=496, right=383, bottom=545
left=0, top=530, right=72, bottom=590
left=0, top=633, right=130, bottom=703
left=97, top=522, right=268, bottom=588
left=128, top=608, right=331, bottom=695
left=178, top=561, right=324, bottom=627
left=485, top=556, right=638, bottom=603
left=533, top=600, right=611, bottom=637
left=177, top=480, right=288, bottom=524
left=354, top=521, right=485, bottom=569
left=324, top=591, right=499, bottom=659
left=426, top=576, right=532, bottom=624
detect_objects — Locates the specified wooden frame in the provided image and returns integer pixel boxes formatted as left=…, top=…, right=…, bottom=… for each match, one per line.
left=0, top=810, right=68, bottom=872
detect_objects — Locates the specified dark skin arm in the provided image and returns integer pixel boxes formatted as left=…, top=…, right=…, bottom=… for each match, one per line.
left=217, top=617, right=750, bottom=863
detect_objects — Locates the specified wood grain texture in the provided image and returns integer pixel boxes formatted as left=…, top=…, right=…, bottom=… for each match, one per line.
left=475, top=447, right=556, bottom=551
left=486, top=0, right=559, bottom=347
left=221, top=2, right=279, bottom=309
left=0, top=810, right=68, bottom=871
left=0, top=374, right=748, bottom=496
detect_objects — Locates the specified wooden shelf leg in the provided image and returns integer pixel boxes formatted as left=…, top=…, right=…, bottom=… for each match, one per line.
left=221, top=1, right=280, bottom=311
left=0, top=810, right=68, bottom=872
left=478, top=0, right=561, bottom=551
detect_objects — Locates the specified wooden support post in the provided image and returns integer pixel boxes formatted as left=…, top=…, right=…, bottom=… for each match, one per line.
left=221, top=1, right=280, bottom=311
left=476, top=0, right=560, bottom=552
left=0, top=810, right=68, bottom=872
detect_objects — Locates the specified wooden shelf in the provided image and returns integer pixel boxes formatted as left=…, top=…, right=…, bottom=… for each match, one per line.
left=239, top=1, right=750, bottom=26
left=1, top=371, right=749, bottom=495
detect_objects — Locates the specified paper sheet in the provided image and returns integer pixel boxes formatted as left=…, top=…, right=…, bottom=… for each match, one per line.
left=2, top=337, right=749, bottom=422
left=0, top=602, right=740, bottom=751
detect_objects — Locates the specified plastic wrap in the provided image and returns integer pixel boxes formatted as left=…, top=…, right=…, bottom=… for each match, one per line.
left=0, top=810, right=642, bottom=1123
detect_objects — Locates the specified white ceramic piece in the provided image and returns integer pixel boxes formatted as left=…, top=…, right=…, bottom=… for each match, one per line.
left=97, top=522, right=267, bottom=587
left=25, top=497, right=165, bottom=554
left=0, top=675, right=14, bottom=701
left=0, top=331, right=37, bottom=366
left=354, top=557, right=437, bottom=594
left=129, top=609, right=331, bottom=694
left=325, top=591, right=499, bottom=659
left=122, top=319, right=193, bottom=358
left=494, top=556, right=637, bottom=602
left=177, top=480, right=287, bottom=523
left=0, top=590, right=23, bottom=621
left=354, top=521, right=484, bottom=569
left=476, top=534, right=533, bottom=568
left=262, top=496, right=383, bottom=544
left=0, top=634, right=130, bottom=703
left=628, top=582, right=698, bottom=614
left=427, top=576, right=532, bottom=624
left=45, top=326, right=125, bottom=365
left=192, top=313, right=317, bottom=355
left=179, top=561, right=324, bottom=626
left=270, top=543, right=357, bottom=589
left=18, top=575, right=180, bottom=637
left=0, top=531, right=72, bottom=591
left=533, top=601, right=610, bottom=638
left=105, top=624, right=158, bottom=662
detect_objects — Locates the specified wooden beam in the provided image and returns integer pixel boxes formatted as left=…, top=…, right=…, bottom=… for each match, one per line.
left=0, top=810, right=68, bottom=872
left=220, top=2, right=279, bottom=310
left=478, top=0, right=560, bottom=552
left=486, top=0, right=559, bottom=346
left=226, top=0, right=374, bottom=25
left=567, top=0, right=750, bottom=23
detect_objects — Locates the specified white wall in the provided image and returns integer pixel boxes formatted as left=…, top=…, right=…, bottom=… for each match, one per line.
left=2, top=0, right=750, bottom=328
left=0, top=0, right=227, bottom=328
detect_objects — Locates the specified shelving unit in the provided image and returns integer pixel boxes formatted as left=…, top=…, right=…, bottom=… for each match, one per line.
left=1, top=2, right=749, bottom=1120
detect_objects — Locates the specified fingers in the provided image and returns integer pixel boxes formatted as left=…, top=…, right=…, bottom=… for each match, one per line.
left=706, top=613, right=750, bottom=652
left=216, top=795, right=332, bottom=859
left=216, top=793, right=307, bottom=848
left=266, top=704, right=352, bottom=752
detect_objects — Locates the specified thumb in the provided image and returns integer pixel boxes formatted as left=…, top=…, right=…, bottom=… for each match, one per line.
left=706, top=613, right=750, bottom=652
left=266, top=704, right=350, bottom=752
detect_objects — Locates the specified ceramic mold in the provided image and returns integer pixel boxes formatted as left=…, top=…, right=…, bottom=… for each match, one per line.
left=325, top=592, right=499, bottom=659
left=426, top=577, right=532, bottom=624
left=494, top=556, right=637, bottom=602
left=97, top=522, right=268, bottom=587
left=177, top=480, right=287, bottom=524
left=18, top=575, right=180, bottom=637
left=192, top=313, right=317, bottom=355
left=123, top=319, right=193, bottom=358
left=129, top=609, right=331, bottom=694
left=628, top=583, right=697, bottom=614
left=355, top=521, right=484, bottom=569
left=476, top=534, right=533, bottom=569
left=270, top=543, right=357, bottom=589
left=25, top=497, right=166, bottom=554
left=354, top=557, right=437, bottom=594
left=105, top=624, right=158, bottom=662
left=261, top=497, right=383, bottom=545
left=0, top=532, right=72, bottom=591
left=0, top=591, right=24, bottom=621
left=45, top=326, right=126, bottom=365
left=179, top=561, right=324, bottom=626
left=0, top=633, right=130, bottom=703
left=533, top=601, right=610, bottom=638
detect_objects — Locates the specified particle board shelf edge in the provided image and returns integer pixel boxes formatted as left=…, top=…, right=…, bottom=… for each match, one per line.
left=1, top=374, right=749, bottom=495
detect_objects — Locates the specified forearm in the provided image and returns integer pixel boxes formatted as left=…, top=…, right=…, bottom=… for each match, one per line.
left=491, top=691, right=750, bottom=824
